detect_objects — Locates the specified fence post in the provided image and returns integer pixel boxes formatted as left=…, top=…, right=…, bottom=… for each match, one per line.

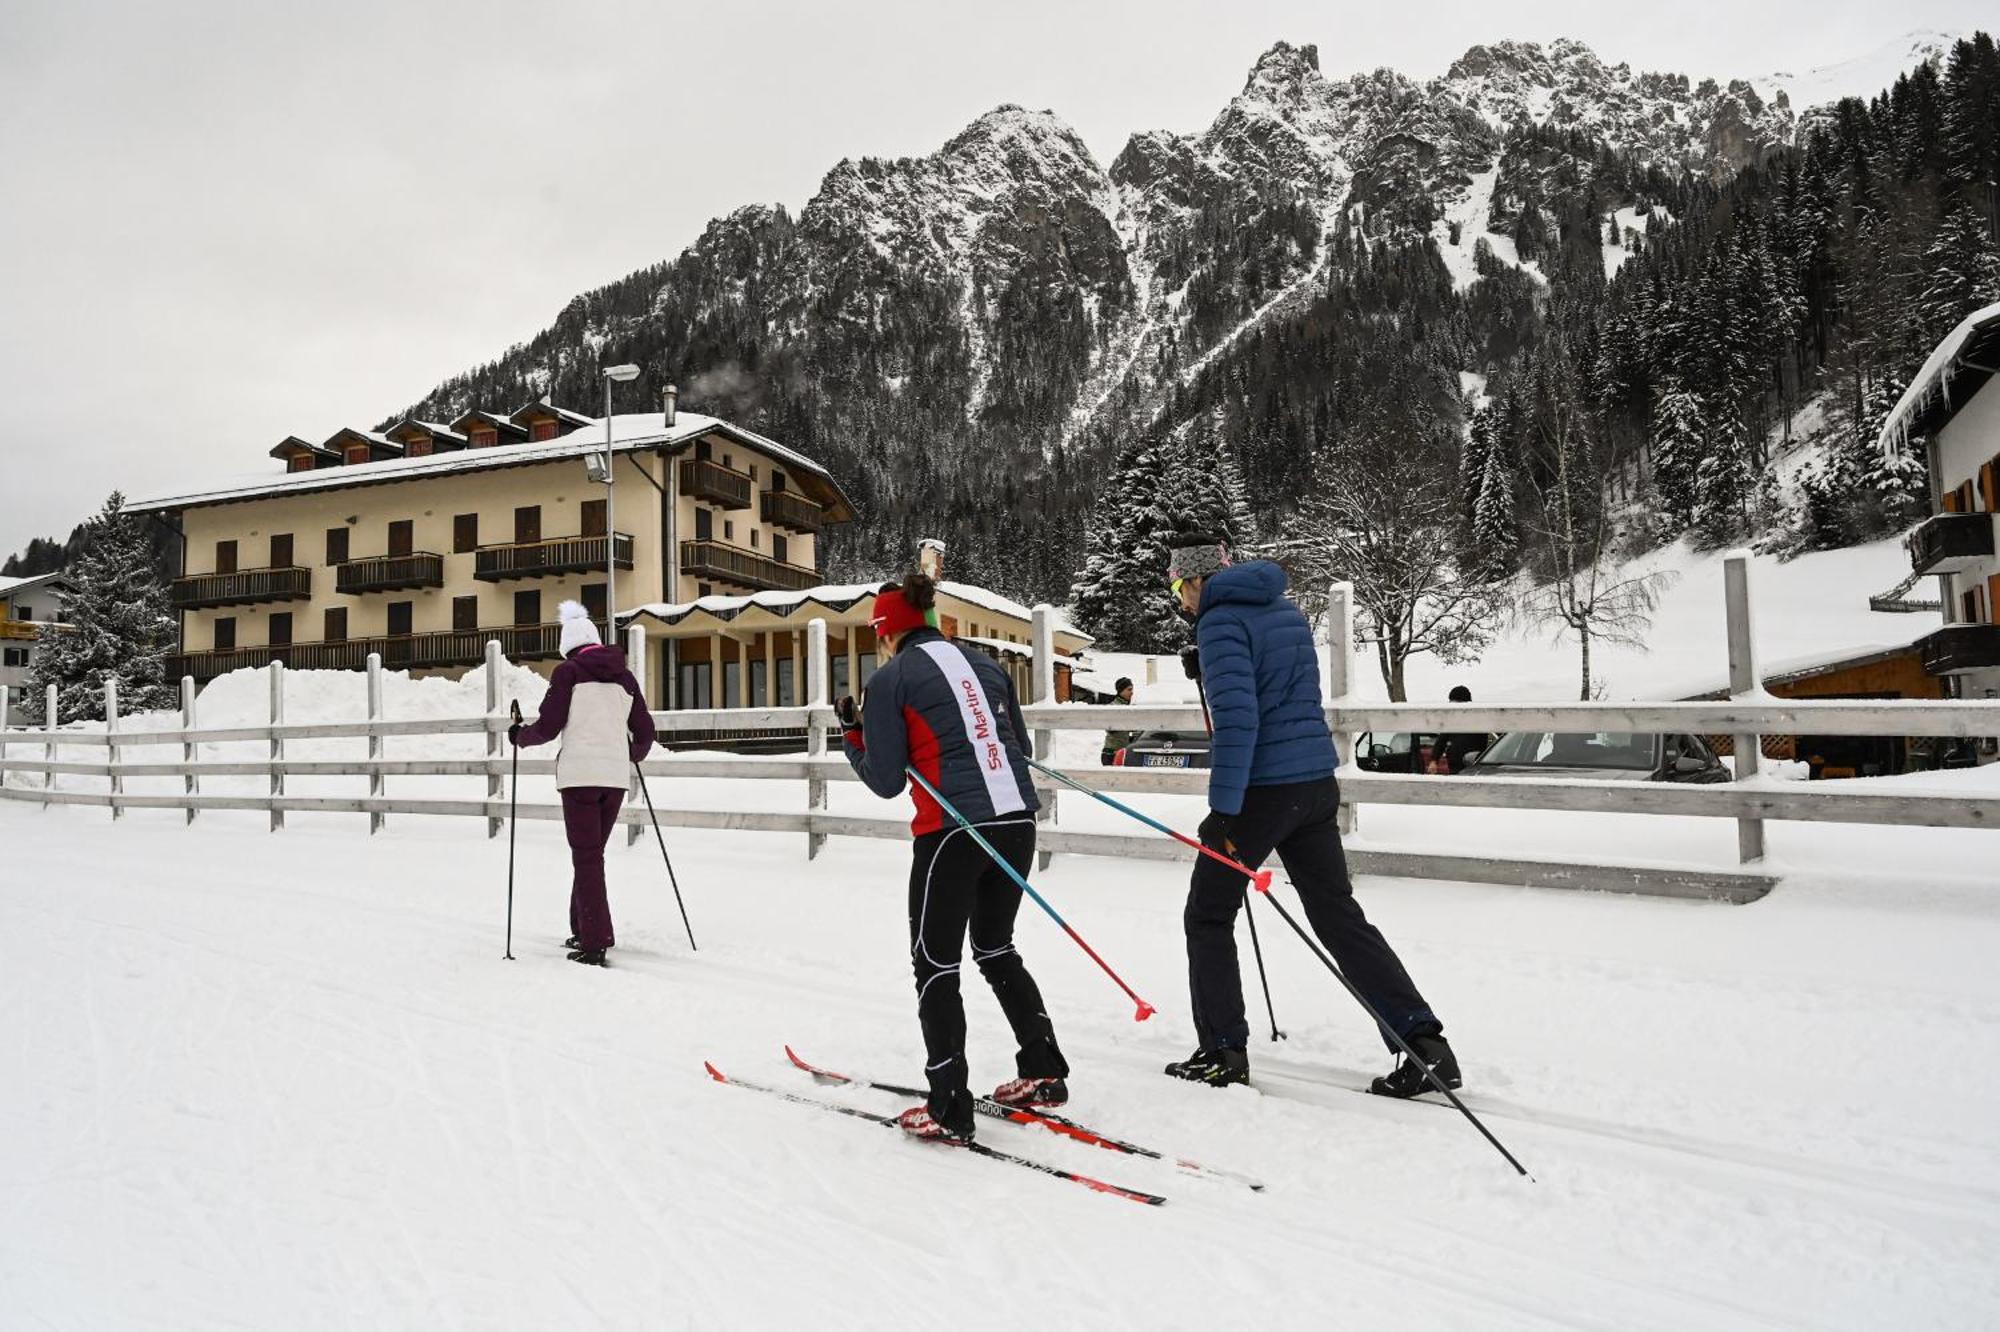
left=1327, top=581, right=1358, bottom=836
left=43, top=683, right=58, bottom=808
left=1030, top=604, right=1056, bottom=871
left=105, top=677, right=121, bottom=821
left=626, top=625, right=647, bottom=846
left=368, top=652, right=386, bottom=836
left=483, top=640, right=503, bottom=839
left=268, top=660, right=285, bottom=833
left=0, top=687, right=9, bottom=793
left=1724, top=551, right=1766, bottom=863
left=181, top=675, right=198, bottom=826
left=806, top=616, right=829, bottom=860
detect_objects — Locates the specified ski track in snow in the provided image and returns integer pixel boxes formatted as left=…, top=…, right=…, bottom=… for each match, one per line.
left=3, top=790, right=1999, bottom=1330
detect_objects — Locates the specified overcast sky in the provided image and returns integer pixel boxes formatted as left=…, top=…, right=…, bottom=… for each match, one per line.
left=0, top=0, right=1987, bottom=558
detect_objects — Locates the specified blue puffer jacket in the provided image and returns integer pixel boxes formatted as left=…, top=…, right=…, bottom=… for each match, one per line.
left=1196, top=561, right=1337, bottom=814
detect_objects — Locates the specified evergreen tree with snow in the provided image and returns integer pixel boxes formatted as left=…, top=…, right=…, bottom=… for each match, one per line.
left=23, top=493, right=176, bottom=724
left=1648, top=384, right=1708, bottom=533
left=1919, top=204, right=2000, bottom=338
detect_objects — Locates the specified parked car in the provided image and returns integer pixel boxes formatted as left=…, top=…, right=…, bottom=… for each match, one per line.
left=1112, top=729, right=1212, bottom=769
left=1461, top=731, right=1729, bottom=783
left=1354, top=731, right=1446, bottom=774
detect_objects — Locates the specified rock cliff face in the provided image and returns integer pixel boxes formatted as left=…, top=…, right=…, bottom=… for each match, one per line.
left=391, top=35, right=1944, bottom=597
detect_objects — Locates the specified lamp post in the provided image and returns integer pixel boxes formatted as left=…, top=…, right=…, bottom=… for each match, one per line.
left=598, top=364, right=641, bottom=641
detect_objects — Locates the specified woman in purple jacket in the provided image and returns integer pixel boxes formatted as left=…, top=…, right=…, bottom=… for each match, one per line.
left=511, top=601, right=657, bottom=966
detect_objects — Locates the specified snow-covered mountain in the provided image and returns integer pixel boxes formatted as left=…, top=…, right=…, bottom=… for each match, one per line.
left=393, top=30, right=1969, bottom=596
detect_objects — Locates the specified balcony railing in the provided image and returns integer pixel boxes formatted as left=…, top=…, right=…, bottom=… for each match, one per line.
left=760, top=489, right=824, bottom=534
left=1917, top=623, right=2000, bottom=676
left=680, top=458, right=753, bottom=509
left=336, top=552, right=445, bottom=595
left=1906, top=511, right=1996, bottom=576
left=1, top=619, right=50, bottom=642
left=170, top=623, right=566, bottom=681
left=171, top=566, right=313, bottom=610
left=680, top=539, right=818, bottom=593
left=474, top=533, right=633, bottom=582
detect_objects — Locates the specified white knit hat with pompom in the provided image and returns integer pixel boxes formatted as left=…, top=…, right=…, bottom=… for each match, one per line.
left=557, top=599, right=601, bottom=656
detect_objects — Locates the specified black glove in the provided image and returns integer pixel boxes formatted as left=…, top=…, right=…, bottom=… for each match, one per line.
left=1198, top=808, right=1236, bottom=853
left=507, top=722, right=523, bottom=746
left=1180, top=645, right=1201, bottom=681
left=835, top=695, right=860, bottom=729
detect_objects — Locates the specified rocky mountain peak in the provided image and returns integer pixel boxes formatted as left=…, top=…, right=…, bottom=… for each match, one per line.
left=1244, top=40, right=1322, bottom=92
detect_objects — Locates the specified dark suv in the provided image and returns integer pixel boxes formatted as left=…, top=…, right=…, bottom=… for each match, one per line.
left=1461, top=732, right=1729, bottom=783
left=1112, top=730, right=1213, bottom=769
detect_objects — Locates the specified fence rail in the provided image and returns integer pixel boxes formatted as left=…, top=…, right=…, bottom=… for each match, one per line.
left=5, top=554, right=1998, bottom=905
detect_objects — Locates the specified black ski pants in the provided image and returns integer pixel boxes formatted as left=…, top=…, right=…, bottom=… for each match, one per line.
left=1186, top=776, right=1440, bottom=1054
left=908, top=815, right=1068, bottom=1132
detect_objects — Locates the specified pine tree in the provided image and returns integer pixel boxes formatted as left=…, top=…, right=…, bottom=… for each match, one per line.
left=1471, top=445, right=1519, bottom=577
left=1918, top=203, right=2000, bottom=338
left=1649, top=384, right=1708, bottom=533
left=23, top=493, right=176, bottom=724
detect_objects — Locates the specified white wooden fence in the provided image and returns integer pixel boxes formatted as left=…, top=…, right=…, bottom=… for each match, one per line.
left=3, top=558, right=1997, bottom=905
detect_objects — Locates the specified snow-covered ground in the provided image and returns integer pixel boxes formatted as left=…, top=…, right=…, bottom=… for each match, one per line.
left=3, top=790, right=1997, bottom=1330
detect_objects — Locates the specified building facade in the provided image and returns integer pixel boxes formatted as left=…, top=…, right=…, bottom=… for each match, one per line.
left=1882, top=301, right=2000, bottom=705
left=0, top=573, right=70, bottom=711
left=129, top=400, right=1090, bottom=708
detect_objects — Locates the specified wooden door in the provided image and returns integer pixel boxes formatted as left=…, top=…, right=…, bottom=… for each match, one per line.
left=453, top=595, right=479, bottom=632
left=581, top=583, right=607, bottom=625
left=514, top=506, right=541, bottom=545
left=268, top=613, right=293, bottom=647
left=695, top=507, right=713, bottom=540
left=213, top=617, right=236, bottom=651
left=582, top=499, right=607, bottom=538
left=270, top=533, right=294, bottom=568
left=388, top=520, right=414, bottom=558
left=453, top=513, right=479, bottom=553
left=323, top=607, right=348, bottom=642
left=216, top=540, right=238, bottom=575
left=326, top=527, right=349, bottom=566
left=513, top=590, right=541, bottom=626
left=387, top=601, right=413, bottom=637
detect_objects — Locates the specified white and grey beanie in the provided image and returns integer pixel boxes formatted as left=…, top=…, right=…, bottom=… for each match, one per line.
left=557, top=599, right=602, bottom=656
left=1166, top=535, right=1230, bottom=584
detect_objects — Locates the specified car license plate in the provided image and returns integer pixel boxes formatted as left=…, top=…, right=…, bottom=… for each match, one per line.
left=1141, top=753, right=1192, bottom=768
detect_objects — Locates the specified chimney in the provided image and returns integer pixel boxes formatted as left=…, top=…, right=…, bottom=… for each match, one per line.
left=663, top=384, right=679, bottom=428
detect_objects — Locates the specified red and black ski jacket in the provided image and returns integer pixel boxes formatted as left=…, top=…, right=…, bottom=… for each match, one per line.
left=841, top=627, right=1039, bottom=836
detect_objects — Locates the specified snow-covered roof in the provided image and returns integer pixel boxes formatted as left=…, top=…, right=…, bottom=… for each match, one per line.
left=1666, top=640, right=1924, bottom=702
left=0, top=571, right=68, bottom=599
left=1877, top=301, right=2000, bottom=456
left=128, top=412, right=853, bottom=517
left=937, top=580, right=1091, bottom=643
left=619, top=579, right=1089, bottom=643
left=957, top=634, right=1082, bottom=666
left=512, top=399, right=595, bottom=428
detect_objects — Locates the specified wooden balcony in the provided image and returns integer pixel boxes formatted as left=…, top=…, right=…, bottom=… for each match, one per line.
left=1917, top=623, right=2000, bottom=676
left=680, top=539, right=818, bottom=593
left=171, top=566, right=313, bottom=610
left=170, top=623, right=566, bottom=681
left=0, top=619, right=46, bottom=641
left=1906, top=512, right=1996, bottom=576
left=474, top=533, right=633, bottom=582
left=679, top=458, right=752, bottom=509
left=760, top=489, right=824, bottom=534
left=335, top=552, right=445, bottom=595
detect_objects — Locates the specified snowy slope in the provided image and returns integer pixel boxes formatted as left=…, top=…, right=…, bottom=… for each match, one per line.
left=3, top=793, right=1998, bottom=1330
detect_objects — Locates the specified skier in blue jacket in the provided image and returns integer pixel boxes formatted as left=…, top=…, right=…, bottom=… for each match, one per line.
left=1162, top=534, right=1459, bottom=1098
left=839, top=571, right=1071, bottom=1142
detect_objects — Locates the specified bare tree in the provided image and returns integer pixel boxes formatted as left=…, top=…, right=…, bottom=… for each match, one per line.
left=1520, top=409, right=1673, bottom=699
left=1281, top=438, right=1502, bottom=702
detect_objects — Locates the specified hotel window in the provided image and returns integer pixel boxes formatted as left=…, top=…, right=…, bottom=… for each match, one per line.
left=695, top=508, right=713, bottom=540
left=770, top=471, right=786, bottom=492
left=515, top=506, right=541, bottom=545
left=530, top=421, right=558, bottom=442
left=582, top=499, right=607, bottom=538
left=387, top=602, right=413, bottom=637
left=326, top=527, right=349, bottom=566
left=215, top=540, right=238, bottom=575
left=723, top=520, right=734, bottom=541
left=288, top=454, right=314, bottom=473
left=453, top=514, right=479, bottom=553
left=270, top=533, right=294, bottom=568
left=345, top=444, right=371, bottom=465
left=513, top=590, right=541, bottom=626
left=750, top=529, right=759, bottom=549
left=268, top=613, right=293, bottom=648
left=323, top=607, right=348, bottom=642
left=471, top=429, right=498, bottom=448
left=453, top=596, right=478, bottom=632
left=213, top=617, right=237, bottom=651
left=749, top=463, right=758, bottom=482
left=696, top=440, right=712, bottom=462
left=388, top=520, right=414, bottom=558
left=2, top=648, right=26, bottom=668
left=581, top=583, right=607, bottom=625
left=773, top=534, right=789, bottom=565
left=697, top=582, right=713, bottom=597
left=677, top=662, right=713, bottom=709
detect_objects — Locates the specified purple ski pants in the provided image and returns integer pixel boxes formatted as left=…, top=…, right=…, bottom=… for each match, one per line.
left=562, top=786, right=625, bottom=950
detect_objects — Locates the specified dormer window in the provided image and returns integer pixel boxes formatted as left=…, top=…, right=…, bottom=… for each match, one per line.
left=406, top=438, right=433, bottom=458
left=288, top=455, right=314, bottom=473
left=471, top=429, right=498, bottom=448
left=529, top=421, right=558, bottom=442
left=344, top=444, right=371, bottom=465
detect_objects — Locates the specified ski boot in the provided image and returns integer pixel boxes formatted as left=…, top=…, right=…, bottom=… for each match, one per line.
left=1369, top=1031, right=1460, bottom=1099
left=1163, top=1048, right=1249, bottom=1087
left=992, top=1076, right=1068, bottom=1109
left=896, top=1105, right=973, bottom=1144
left=566, top=948, right=608, bottom=967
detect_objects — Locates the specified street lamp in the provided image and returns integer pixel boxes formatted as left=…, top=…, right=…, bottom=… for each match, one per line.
left=597, top=364, right=641, bottom=641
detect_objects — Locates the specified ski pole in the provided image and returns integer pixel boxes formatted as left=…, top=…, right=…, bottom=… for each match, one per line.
left=1026, top=757, right=1274, bottom=892
left=634, top=763, right=698, bottom=952
left=504, top=700, right=521, bottom=961
left=1186, top=666, right=1283, bottom=1042
left=904, top=766, right=1155, bottom=1023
